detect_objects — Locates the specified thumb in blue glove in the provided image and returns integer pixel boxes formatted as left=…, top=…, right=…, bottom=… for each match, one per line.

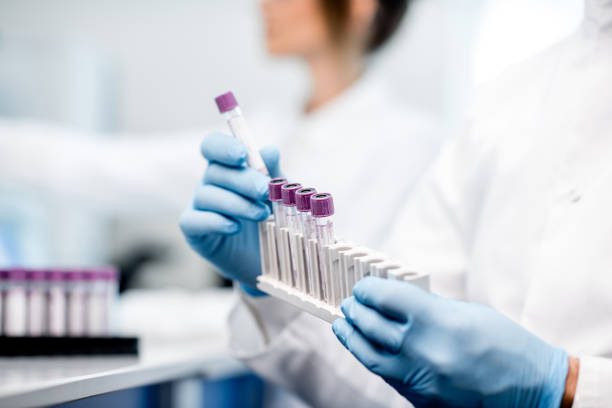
left=332, top=277, right=569, bottom=408
left=179, top=132, right=282, bottom=295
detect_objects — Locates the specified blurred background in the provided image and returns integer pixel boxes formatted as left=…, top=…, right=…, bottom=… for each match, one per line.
left=0, top=0, right=583, bottom=406
left=0, top=0, right=583, bottom=288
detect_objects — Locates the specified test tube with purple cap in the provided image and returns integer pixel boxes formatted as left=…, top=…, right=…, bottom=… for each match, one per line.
left=268, top=178, right=288, bottom=227
left=215, top=91, right=269, bottom=176
left=281, top=183, right=302, bottom=287
left=296, top=187, right=317, bottom=293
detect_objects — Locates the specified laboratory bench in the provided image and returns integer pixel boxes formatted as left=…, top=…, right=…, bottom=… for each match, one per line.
left=0, top=339, right=249, bottom=408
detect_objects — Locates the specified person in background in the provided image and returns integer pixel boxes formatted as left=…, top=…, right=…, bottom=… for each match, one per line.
left=181, top=0, right=446, bottom=406
left=184, top=0, right=612, bottom=407
left=0, top=0, right=442, bottom=290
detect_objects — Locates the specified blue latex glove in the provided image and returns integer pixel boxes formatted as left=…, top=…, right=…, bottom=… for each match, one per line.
left=332, top=277, right=569, bottom=408
left=179, top=133, right=282, bottom=296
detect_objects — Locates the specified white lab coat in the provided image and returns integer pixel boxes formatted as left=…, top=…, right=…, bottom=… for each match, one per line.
left=229, top=75, right=443, bottom=408
left=228, top=1, right=612, bottom=407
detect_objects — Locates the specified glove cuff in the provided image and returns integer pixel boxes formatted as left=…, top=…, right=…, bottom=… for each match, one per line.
left=240, top=282, right=268, bottom=297
left=539, top=348, right=569, bottom=408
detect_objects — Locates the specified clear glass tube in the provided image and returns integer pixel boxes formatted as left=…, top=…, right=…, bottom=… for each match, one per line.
left=47, top=281, right=67, bottom=337
left=223, top=107, right=269, bottom=176
left=315, top=215, right=335, bottom=301
left=285, top=205, right=299, bottom=287
left=273, top=201, right=286, bottom=227
left=299, top=211, right=316, bottom=294
left=27, top=281, right=47, bottom=336
left=5, top=280, right=27, bottom=336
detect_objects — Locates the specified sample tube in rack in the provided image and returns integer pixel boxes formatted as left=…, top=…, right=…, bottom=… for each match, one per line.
left=281, top=183, right=302, bottom=287
left=215, top=91, right=269, bottom=176
left=296, top=187, right=317, bottom=294
left=67, top=270, right=87, bottom=336
left=268, top=178, right=288, bottom=227
left=47, top=270, right=67, bottom=336
left=311, top=193, right=335, bottom=301
left=86, top=269, right=108, bottom=336
left=4, top=269, right=27, bottom=336
left=27, top=269, right=47, bottom=336
left=281, top=183, right=302, bottom=233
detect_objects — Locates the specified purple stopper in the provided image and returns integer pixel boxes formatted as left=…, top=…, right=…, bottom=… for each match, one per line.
left=281, top=183, right=302, bottom=206
left=296, top=188, right=317, bottom=212
left=7, top=268, right=26, bottom=281
left=65, top=270, right=85, bottom=281
left=99, top=266, right=119, bottom=281
left=311, top=193, right=335, bottom=217
left=214, top=91, right=239, bottom=114
left=46, top=270, right=66, bottom=282
left=268, top=178, right=288, bottom=202
left=27, top=269, right=46, bottom=281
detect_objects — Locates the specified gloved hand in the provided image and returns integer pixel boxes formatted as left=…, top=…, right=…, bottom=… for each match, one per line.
left=179, top=132, right=282, bottom=295
left=332, top=277, right=569, bottom=408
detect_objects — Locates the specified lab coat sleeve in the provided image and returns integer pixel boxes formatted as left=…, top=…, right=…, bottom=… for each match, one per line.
left=229, top=288, right=411, bottom=408
left=382, top=125, right=498, bottom=300
left=0, top=119, right=207, bottom=215
left=572, top=356, right=612, bottom=408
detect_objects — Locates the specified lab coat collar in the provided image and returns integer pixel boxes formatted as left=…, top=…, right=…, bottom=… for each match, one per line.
left=584, top=0, right=612, bottom=31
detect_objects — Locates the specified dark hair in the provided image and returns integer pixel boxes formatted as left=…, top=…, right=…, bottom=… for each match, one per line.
left=319, top=0, right=409, bottom=53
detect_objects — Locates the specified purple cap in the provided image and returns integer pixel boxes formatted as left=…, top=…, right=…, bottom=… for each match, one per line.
left=65, top=270, right=85, bottom=281
left=7, top=268, right=26, bottom=281
left=214, top=91, right=239, bottom=113
left=281, top=183, right=302, bottom=206
left=46, top=270, right=66, bottom=282
left=99, top=266, right=119, bottom=281
left=296, top=188, right=317, bottom=212
left=268, top=178, right=288, bottom=202
left=83, top=269, right=105, bottom=281
left=27, top=269, right=46, bottom=281
left=311, top=193, right=335, bottom=217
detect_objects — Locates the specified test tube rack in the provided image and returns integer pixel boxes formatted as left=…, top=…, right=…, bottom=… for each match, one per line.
left=257, top=220, right=430, bottom=323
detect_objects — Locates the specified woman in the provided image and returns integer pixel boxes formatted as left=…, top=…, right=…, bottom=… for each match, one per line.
left=182, top=0, right=443, bottom=406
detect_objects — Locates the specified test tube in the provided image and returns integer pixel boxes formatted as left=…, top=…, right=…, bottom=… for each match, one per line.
left=4, top=269, right=27, bottom=336
left=66, top=270, right=87, bottom=336
left=215, top=91, right=269, bottom=175
left=0, top=270, right=4, bottom=335
left=296, top=187, right=317, bottom=294
left=27, top=269, right=47, bottom=336
left=102, top=267, right=119, bottom=335
left=86, top=269, right=108, bottom=336
left=47, top=270, right=67, bottom=337
left=281, top=183, right=302, bottom=287
left=311, top=193, right=335, bottom=302
left=268, top=178, right=288, bottom=227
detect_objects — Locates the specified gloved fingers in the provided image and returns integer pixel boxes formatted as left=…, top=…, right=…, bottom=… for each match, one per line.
left=205, top=162, right=269, bottom=201
left=353, top=277, right=431, bottom=322
left=260, top=145, right=283, bottom=178
left=201, top=132, right=248, bottom=167
left=193, top=184, right=270, bottom=222
left=179, top=208, right=240, bottom=241
left=332, top=318, right=399, bottom=379
left=341, top=297, right=406, bottom=354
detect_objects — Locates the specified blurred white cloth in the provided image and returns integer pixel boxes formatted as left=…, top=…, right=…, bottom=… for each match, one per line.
left=227, top=1, right=612, bottom=407
left=230, top=72, right=445, bottom=408
left=0, top=121, right=206, bottom=215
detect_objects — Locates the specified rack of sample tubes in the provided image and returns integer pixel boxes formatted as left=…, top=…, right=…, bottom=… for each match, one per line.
left=0, top=267, right=118, bottom=337
left=257, top=179, right=430, bottom=323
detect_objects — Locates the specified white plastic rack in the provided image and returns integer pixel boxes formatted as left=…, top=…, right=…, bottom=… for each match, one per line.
left=257, top=220, right=430, bottom=323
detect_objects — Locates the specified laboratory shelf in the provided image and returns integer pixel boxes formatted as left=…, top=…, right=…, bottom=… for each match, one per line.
left=0, top=340, right=248, bottom=408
